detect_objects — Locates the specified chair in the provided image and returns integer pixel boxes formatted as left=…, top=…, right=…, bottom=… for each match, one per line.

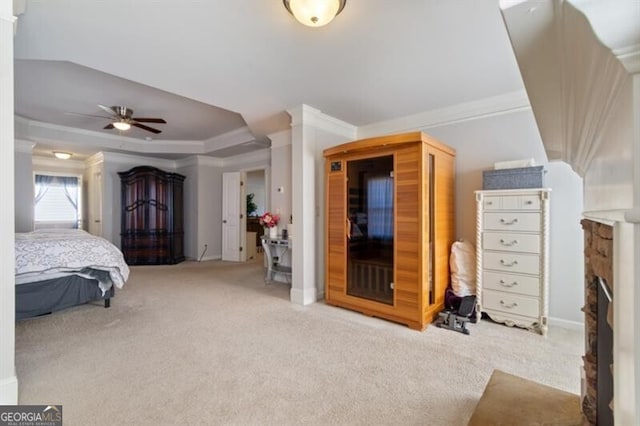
left=261, top=237, right=292, bottom=284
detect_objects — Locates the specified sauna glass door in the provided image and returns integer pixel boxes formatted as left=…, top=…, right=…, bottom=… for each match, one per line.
left=346, top=155, right=394, bottom=305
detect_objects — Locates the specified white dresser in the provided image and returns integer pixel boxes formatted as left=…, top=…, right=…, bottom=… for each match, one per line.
left=475, top=188, right=551, bottom=335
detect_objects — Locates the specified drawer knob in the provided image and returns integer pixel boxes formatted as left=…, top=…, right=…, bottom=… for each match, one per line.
left=487, top=201, right=493, bottom=205
left=499, top=279, right=518, bottom=287
left=499, top=239, right=519, bottom=246
left=500, top=218, right=519, bottom=225
left=525, top=200, right=533, bottom=205
left=500, top=300, right=518, bottom=309
left=500, top=259, right=518, bottom=267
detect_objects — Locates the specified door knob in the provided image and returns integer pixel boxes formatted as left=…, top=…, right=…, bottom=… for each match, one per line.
left=223, top=220, right=227, bottom=224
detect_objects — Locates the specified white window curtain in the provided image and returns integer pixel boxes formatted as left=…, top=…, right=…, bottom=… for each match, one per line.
left=34, top=175, right=80, bottom=229
left=367, top=177, right=393, bottom=239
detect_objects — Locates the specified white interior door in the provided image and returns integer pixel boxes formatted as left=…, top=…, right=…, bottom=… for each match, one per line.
left=88, top=171, right=103, bottom=236
left=222, top=172, right=242, bottom=261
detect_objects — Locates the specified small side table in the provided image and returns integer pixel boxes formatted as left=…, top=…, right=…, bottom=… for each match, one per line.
left=261, top=236, right=292, bottom=284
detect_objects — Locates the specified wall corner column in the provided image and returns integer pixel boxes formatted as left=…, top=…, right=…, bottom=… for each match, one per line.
left=288, top=106, right=317, bottom=305
left=0, top=1, right=18, bottom=404
left=288, top=104, right=357, bottom=306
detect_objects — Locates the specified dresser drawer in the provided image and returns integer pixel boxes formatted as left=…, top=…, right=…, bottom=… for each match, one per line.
left=483, top=251, right=540, bottom=275
left=483, top=271, right=540, bottom=297
left=483, top=232, right=540, bottom=253
left=484, top=212, right=540, bottom=232
left=482, top=195, right=541, bottom=211
left=483, top=290, right=540, bottom=318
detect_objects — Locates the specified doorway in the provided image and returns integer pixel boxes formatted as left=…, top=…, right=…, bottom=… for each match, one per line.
left=245, top=169, right=268, bottom=260
left=221, top=168, right=269, bottom=262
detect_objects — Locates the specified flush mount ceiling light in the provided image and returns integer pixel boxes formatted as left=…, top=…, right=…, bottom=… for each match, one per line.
left=283, top=0, right=346, bottom=27
left=53, top=152, right=72, bottom=160
left=113, top=120, right=131, bottom=131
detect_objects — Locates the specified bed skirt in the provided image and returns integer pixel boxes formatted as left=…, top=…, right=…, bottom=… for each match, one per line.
left=16, top=275, right=114, bottom=320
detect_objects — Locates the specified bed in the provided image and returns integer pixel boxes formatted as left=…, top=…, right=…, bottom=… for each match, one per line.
left=15, top=229, right=130, bottom=320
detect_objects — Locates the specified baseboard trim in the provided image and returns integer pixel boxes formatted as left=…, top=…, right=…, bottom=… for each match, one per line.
left=0, top=375, right=18, bottom=405
left=548, top=317, right=584, bottom=332
left=290, top=287, right=317, bottom=306
left=199, top=255, right=221, bottom=262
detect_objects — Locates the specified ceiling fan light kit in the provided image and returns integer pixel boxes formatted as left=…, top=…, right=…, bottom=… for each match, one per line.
left=113, top=121, right=131, bottom=131
left=283, top=0, right=346, bottom=27
left=68, top=104, right=167, bottom=134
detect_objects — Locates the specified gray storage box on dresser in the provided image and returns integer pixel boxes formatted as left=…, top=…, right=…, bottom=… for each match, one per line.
left=475, top=188, right=551, bottom=335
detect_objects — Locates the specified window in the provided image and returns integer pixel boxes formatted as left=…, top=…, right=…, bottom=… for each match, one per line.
left=367, top=176, right=393, bottom=239
left=34, top=174, right=82, bottom=229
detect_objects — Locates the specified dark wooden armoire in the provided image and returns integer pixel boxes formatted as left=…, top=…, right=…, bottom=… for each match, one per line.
left=118, top=166, right=185, bottom=265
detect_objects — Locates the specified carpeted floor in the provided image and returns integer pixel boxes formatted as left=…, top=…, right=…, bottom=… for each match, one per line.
left=15, top=257, right=582, bottom=425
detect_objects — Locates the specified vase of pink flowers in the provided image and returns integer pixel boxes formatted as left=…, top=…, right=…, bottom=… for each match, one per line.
left=259, top=212, right=279, bottom=238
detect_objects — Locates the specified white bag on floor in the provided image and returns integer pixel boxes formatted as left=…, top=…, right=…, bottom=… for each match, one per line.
left=450, top=240, right=476, bottom=297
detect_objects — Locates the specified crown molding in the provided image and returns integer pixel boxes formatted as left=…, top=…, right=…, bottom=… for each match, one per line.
left=269, top=129, right=292, bottom=148
left=174, top=156, right=198, bottom=169
left=18, top=117, right=204, bottom=156
left=100, top=151, right=176, bottom=170
left=14, top=138, right=35, bottom=153
left=32, top=155, right=85, bottom=171
left=198, top=155, right=224, bottom=167
left=288, top=104, right=357, bottom=139
left=357, top=90, right=532, bottom=138
left=14, top=115, right=258, bottom=156
left=175, top=155, right=224, bottom=169
left=202, top=126, right=256, bottom=152
left=85, top=152, right=105, bottom=168
left=222, top=148, right=270, bottom=168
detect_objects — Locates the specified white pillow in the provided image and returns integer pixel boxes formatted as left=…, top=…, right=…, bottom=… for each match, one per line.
left=450, top=240, right=476, bottom=297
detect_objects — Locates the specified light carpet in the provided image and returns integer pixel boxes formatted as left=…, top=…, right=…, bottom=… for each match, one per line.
left=15, top=258, right=582, bottom=425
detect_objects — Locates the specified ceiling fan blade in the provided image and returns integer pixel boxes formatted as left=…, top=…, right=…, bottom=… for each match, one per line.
left=131, top=117, right=166, bottom=123
left=104, top=123, right=115, bottom=130
left=132, top=122, right=162, bottom=134
left=97, top=104, right=119, bottom=116
left=65, top=112, right=111, bottom=119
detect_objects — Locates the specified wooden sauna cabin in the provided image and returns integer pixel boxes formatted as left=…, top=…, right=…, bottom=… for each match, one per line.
left=323, top=132, right=456, bottom=330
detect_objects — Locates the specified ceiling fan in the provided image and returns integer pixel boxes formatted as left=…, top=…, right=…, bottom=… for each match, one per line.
left=66, top=105, right=167, bottom=134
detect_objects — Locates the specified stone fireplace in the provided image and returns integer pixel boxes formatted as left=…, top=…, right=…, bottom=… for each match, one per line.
left=580, top=212, right=640, bottom=425
left=581, top=219, right=614, bottom=425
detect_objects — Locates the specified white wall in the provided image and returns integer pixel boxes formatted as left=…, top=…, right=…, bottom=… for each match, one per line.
left=102, top=160, right=123, bottom=246
left=176, top=163, right=198, bottom=259
left=197, top=164, right=223, bottom=259
left=14, top=150, right=33, bottom=232
left=270, top=133, right=291, bottom=230
left=546, top=161, right=584, bottom=324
